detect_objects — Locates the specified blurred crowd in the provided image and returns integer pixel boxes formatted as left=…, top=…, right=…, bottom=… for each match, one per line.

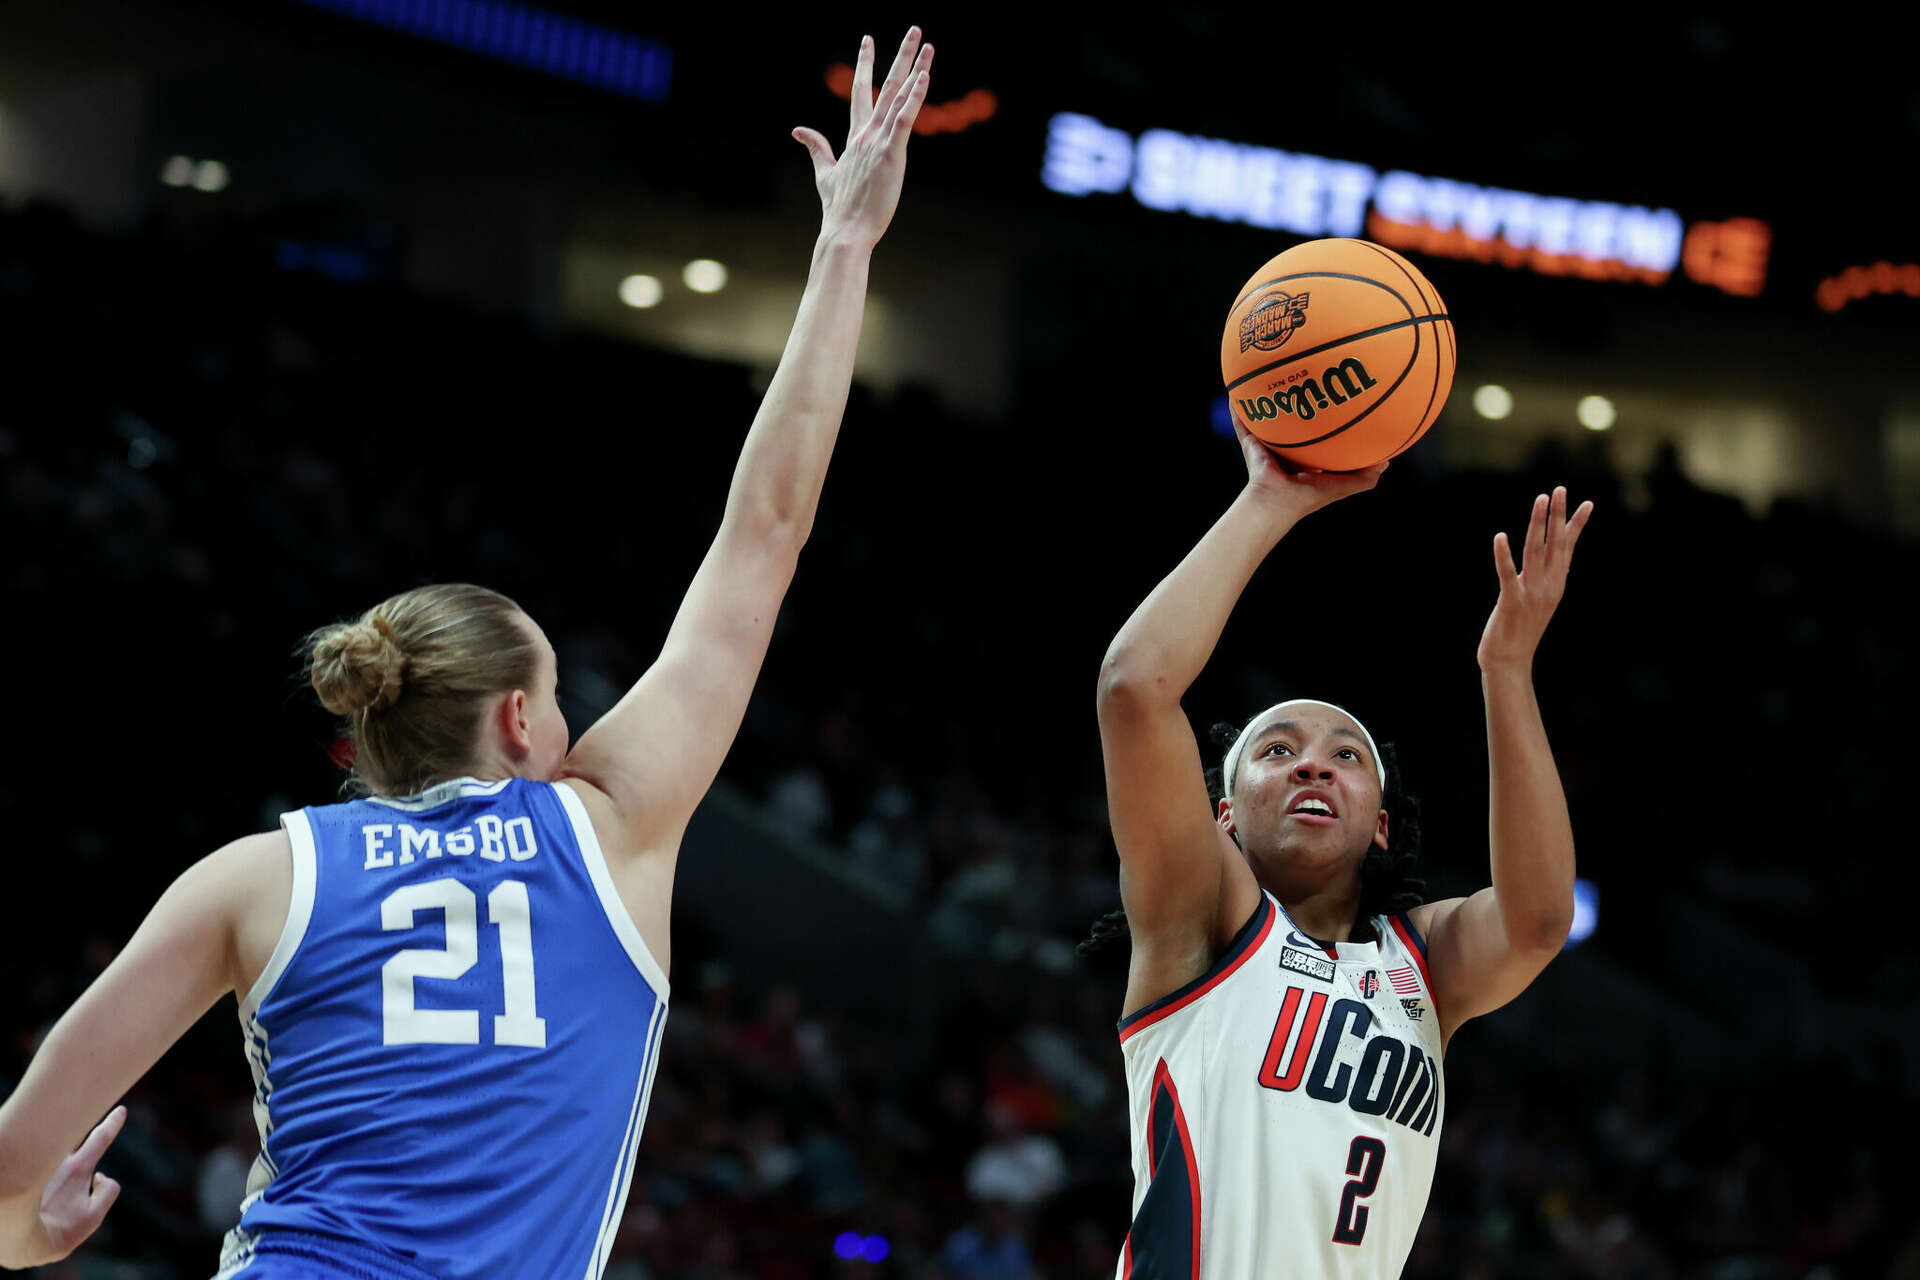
left=6, top=200, right=1919, bottom=1278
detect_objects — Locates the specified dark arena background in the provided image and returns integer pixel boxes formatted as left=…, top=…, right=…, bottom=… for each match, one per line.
left=6, top=4, right=1920, bottom=1277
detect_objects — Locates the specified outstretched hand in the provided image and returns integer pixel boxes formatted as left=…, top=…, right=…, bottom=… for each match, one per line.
left=1478, top=486, right=1594, bottom=671
left=1233, top=420, right=1388, bottom=520
left=37, top=1106, right=125, bottom=1262
left=792, top=28, right=934, bottom=250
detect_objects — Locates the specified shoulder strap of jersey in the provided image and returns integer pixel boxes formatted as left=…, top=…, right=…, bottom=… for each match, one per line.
left=239, top=810, right=319, bottom=1021
left=550, top=781, right=671, bottom=999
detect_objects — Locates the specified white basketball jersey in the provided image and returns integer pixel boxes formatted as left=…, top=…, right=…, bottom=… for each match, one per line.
left=1114, top=892, right=1444, bottom=1280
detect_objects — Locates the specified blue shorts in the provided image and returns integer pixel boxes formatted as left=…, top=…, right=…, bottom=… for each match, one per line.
left=217, top=1229, right=440, bottom=1280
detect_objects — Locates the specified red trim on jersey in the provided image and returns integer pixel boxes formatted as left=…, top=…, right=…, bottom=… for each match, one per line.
left=1392, top=910, right=1430, bottom=961
left=1153, top=1058, right=1202, bottom=1280
left=1122, top=1058, right=1204, bottom=1279
left=1387, top=913, right=1432, bottom=993
left=1118, top=898, right=1275, bottom=1044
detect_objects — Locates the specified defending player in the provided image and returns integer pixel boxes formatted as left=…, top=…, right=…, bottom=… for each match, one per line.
left=1095, top=424, right=1593, bottom=1278
left=0, top=28, right=933, bottom=1276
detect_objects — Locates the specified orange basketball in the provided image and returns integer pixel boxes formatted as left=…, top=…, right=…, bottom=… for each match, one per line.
left=1221, top=238, right=1455, bottom=471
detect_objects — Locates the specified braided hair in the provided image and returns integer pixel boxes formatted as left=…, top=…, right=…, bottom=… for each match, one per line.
left=1079, top=720, right=1425, bottom=957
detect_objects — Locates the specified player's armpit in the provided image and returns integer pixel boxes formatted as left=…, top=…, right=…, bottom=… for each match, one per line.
left=1411, top=889, right=1562, bottom=1042
left=561, top=517, right=803, bottom=853
left=0, top=837, right=254, bottom=1213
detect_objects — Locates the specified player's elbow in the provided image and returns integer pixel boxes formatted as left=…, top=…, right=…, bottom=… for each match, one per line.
left=1508, top=904, right=1574, bottom=956
left=1096, top=649, right=1173, bottom=719
left=727, top=505, right=812, bottom=559
left=762, top=496, right=817, bottom=549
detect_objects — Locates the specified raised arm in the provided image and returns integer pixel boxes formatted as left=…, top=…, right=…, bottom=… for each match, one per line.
left=1411, top=486, right=1593, bottom=1043
left=0, top=832, right=284, bottom=1267
left=1099, top=425, right=1383, bottom=1010
left=562, top=29, right=933, bottom=851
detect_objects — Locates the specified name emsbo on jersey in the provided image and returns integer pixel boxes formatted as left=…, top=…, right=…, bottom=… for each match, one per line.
left=359, top=818, right=540, bottom=869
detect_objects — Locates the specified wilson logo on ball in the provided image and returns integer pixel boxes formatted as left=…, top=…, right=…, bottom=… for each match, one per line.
left=1237, top=358, right=1379, bottom=424
left=1238, top=289, right=1311, bottom=353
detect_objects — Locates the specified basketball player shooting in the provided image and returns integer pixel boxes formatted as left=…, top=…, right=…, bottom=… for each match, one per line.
left=0, top=28, right=932, bottom=1275
left=1095, top=427, right=1592, bottom=1278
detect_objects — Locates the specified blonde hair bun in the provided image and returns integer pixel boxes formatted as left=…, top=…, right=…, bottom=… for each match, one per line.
left=302, top=584, right=536, bottom=796
left=309, top=614, right=409, bottom=716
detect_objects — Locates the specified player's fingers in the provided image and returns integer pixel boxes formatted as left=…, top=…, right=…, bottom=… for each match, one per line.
left=849, top=34, right=874, bottom=133
left=792, top=128, right=835, bottom=183
left=1523, top=492, right=1548, bottom=569
left=886, top=66, right=932, bottom=146
left=1563, top=500, right=1595, bottom=555
left=1494, top=531, right=1519, bottom=584
left=76, top=1107, right=128, bottom=1168
left=868, top=26, right=922, bottom=134
left=1232, top=421, right=1270, bottom=469
left=882, top=45, right=932, bottom=131
left=50, top=1172, right=121, bottom=1251
left=1336, top=460, right=1388, bottom=492
left=1547, top=486, right=1566, bottom=555
left=89, top=1174, right=121, bottom=1217
left=886, top=49, right=933, bottom=145
left=88, top=1105, right=129, bottom=1159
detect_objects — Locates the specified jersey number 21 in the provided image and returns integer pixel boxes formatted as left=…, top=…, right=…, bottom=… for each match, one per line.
left=379, top=877, right=547, bottom=1048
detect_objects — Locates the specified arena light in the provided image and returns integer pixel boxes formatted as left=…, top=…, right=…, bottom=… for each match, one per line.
left=1564, top=878, right=1599, bottom=950
left=1210, top=394, right=1236, bottom=438
left=831, top=1232, right=890, bottom=1262
left=1371, top=176, right=1681, bottom=284
left=1816, top=260, right=1920, bottom=312
left=825, top=64, right=997, bottom=136
left=192, top=160, right=230, bottom=193
left=682, top=259, right=727, bottom=294
left=618, top=274, right=663, bottom=308
left=1042, top=113, right=1133, bottom=197
left=1472, top=384, right=1514, bottom=420
left=160, top=155, right=195, bottom=187
left=1681, top=218, right=1770, bottom=297
left=286, top=0, right=673, bottom=102
left=1040, top=112, right=1769, bottom=293
left=1576, top=395, right=1615, bottom=431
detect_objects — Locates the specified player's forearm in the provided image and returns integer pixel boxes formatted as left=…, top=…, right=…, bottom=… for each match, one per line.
left=1100, top=486, right=1298, bottom=707
left=1482, top=662, right=1576, bottom=950
left=0, top=1197, right=56, bottom=1268
left=719, top=231, right=873, bottom=545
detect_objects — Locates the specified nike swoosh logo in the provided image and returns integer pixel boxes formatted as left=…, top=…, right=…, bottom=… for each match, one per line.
left=1287, top=929, right=1331, bottom=952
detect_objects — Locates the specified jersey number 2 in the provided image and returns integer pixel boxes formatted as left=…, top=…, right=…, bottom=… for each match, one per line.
left=380, top=878, right=547, bottom=1048
left=1332, top=1136, right=1385, bottom=1246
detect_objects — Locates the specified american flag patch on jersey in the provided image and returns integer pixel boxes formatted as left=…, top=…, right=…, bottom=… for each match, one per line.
left=1388, top=965, right=1422, bottom=995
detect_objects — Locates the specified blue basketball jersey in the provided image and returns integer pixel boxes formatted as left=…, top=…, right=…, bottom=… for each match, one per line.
left=217, top=777, right=668, bottom=1280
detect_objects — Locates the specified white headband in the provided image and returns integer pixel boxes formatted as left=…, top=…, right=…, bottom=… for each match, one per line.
left=1222, top=699, right=1386, bottom=801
